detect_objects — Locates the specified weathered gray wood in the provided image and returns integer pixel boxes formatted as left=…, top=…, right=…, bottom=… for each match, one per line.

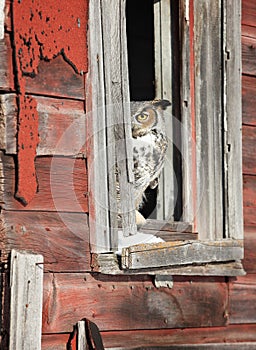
left=92, top=252, right=245, bottom=276
left=194, top=0, right=224, bottom=240
left=0, top=34, right=14, bottom=90
left=101, top=0, right=136, bottom=240
left=77, top=320, right=104, bottom=350
left=9, top=249, right=44, bottom=350
left=223, top=0, right=243, bottom=240
left=77, top=321, right=87, bottom=350
left=86, top=0, right=111, bottom=252
left=122, top=239, right=243, bottom=270
left=180, top=0, right=194, bottom=224
left=141, top=219, right=193, bottom=232
left=0, top=0, right=5, bottom=40
left=86, top=0, right=136, bottom=252
left=154, top=0, right=175, bottom=221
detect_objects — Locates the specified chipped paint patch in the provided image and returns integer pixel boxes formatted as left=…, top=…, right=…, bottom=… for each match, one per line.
left=12, top=0, right=88, bottom=204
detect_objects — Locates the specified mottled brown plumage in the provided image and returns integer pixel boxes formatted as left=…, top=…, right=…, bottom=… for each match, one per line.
left=132, top=99, right=171, bottom=225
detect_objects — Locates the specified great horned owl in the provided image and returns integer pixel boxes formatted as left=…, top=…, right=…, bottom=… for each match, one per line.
left=132, top=99, right=171, bottom=226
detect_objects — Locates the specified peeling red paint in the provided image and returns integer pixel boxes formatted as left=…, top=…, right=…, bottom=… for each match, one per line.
left=15, top=95, right=39, bottom=205
left=12, top=0, right=89, bottom=204
left=13, top=0, right=88, bottom=76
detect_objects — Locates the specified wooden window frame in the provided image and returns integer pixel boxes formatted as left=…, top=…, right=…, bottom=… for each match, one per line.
left=86, top=0, right=244, bottom=276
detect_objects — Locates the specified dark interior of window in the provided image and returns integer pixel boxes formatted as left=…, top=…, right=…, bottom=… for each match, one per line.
left=126, top=0, right=155, bottom=101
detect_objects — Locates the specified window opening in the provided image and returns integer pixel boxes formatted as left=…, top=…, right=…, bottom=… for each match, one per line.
left=126, top=0, right=155, bottom=101
left=126, top=0, right=182, bottom=223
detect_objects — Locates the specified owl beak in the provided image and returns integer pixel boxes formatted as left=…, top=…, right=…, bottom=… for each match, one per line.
left=132, top=125, right=146, bottom=138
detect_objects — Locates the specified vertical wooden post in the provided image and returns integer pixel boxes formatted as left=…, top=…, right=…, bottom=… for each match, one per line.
left=0, top=0, right=5, bottom=40
left=9, top=250, right=44, bottom=350
left=77, top=319, right=104, bottom=350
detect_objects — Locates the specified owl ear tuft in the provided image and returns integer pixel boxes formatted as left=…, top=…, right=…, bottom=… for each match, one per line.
left=152, top=99, right=171, bottom=110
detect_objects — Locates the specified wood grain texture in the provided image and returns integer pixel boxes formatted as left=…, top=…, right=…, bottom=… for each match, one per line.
left=229, top=274, right=256, bottom=324
left=242, top=24, right=256, bottom=39
left=4, top=0, right=11, bottom=32
left=41, top=325, right=256, bottom=349
left=1, top=210, right=90, bottom=271
left=242, top=0, right=256, bottom=26
left=100, top=325, right=256, bottom=349
left=122, top=240, right=243, bottom=270
left=224, top=0, right=243, bottom=240
left=25, top=54, right=85, bottom=100
left=42, top=273, right=228, bottom=333
left=0, top=34, right=84, bottom=98
left=101, top=0, right=136, bottom=239
left=194, top=0, right=224, bottom=240
left=243, top=226, right=256, bottom=273
left=243, top=175, right=256, bottom=208
left=0, top=34, right=14, bottom=91
left=9, top=250, right=43, bottom=350
left=2, top=155, right=88, bottom=212
left=42, top=334, right=70, bottom=350
left=244, top=207, right=256, bottom=226
left=1, top=94, right=86, bottom=156
left=242, top=75, right=256, bottom=126
left=242, top=35, right=256, bottom=76
left=243, top=125, right=256, bottom=175
left=92, top=252, right=245, bottom=276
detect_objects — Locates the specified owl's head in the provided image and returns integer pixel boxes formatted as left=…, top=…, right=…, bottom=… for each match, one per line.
left=131, top=99, right=171, bottom=138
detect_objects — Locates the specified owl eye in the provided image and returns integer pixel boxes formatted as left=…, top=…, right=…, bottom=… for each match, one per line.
left=136, top=113, right=149, bottom=122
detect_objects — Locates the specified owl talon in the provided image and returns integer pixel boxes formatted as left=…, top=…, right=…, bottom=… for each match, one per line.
left=135, top=210, right=147, bottom=228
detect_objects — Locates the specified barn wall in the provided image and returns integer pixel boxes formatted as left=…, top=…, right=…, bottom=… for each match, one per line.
left=0, top=0, right=256, bottom=349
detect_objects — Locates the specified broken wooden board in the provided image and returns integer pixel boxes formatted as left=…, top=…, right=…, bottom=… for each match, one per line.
left=91, top=253, right=245, bottom=277
left=122, top=239, right=244, bottom=271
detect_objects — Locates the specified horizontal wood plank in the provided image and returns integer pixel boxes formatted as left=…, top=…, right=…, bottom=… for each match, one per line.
left=92, top=253, right=245, bottom=276
left=242, top=24, right=256, bottom=40
left=242, top=0, right=256, bottom=27
left=141, top=219, right=193, bottom=233
left=244, top=207, right=256, bottom=227
left=242, top=125, right=256, bottom=174
left=25, top=54, right=85, bottom=100
left=242, top=75, right=256, bottom=126
left=2, top=155, right=88, bottom=212
left=0, top=32, right=84, bottom=98
left=42, top=273, right=228, bottom=333
left=101, top=324, right=256, bottom=349
left=42, top=334, right=71, bottom=350
left=139, top=219, right=197, bottom=242
left=122, top=240, right=243, bottom=270
left=243, top=175, right=256, bottom=208
left=229, top=274, right=256, bottom=324
left=243, top=226, right=256, bottom=273
left=1, top=210, right=90, bottom=271
left=242, top=35, right=256, bottom=76
left=1, top=94, right=86, bottom=156
left=41, top=325, right=256, bottom=349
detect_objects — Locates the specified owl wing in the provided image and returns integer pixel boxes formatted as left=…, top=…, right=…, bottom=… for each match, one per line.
left=133, top=132, right=168, bottom=201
